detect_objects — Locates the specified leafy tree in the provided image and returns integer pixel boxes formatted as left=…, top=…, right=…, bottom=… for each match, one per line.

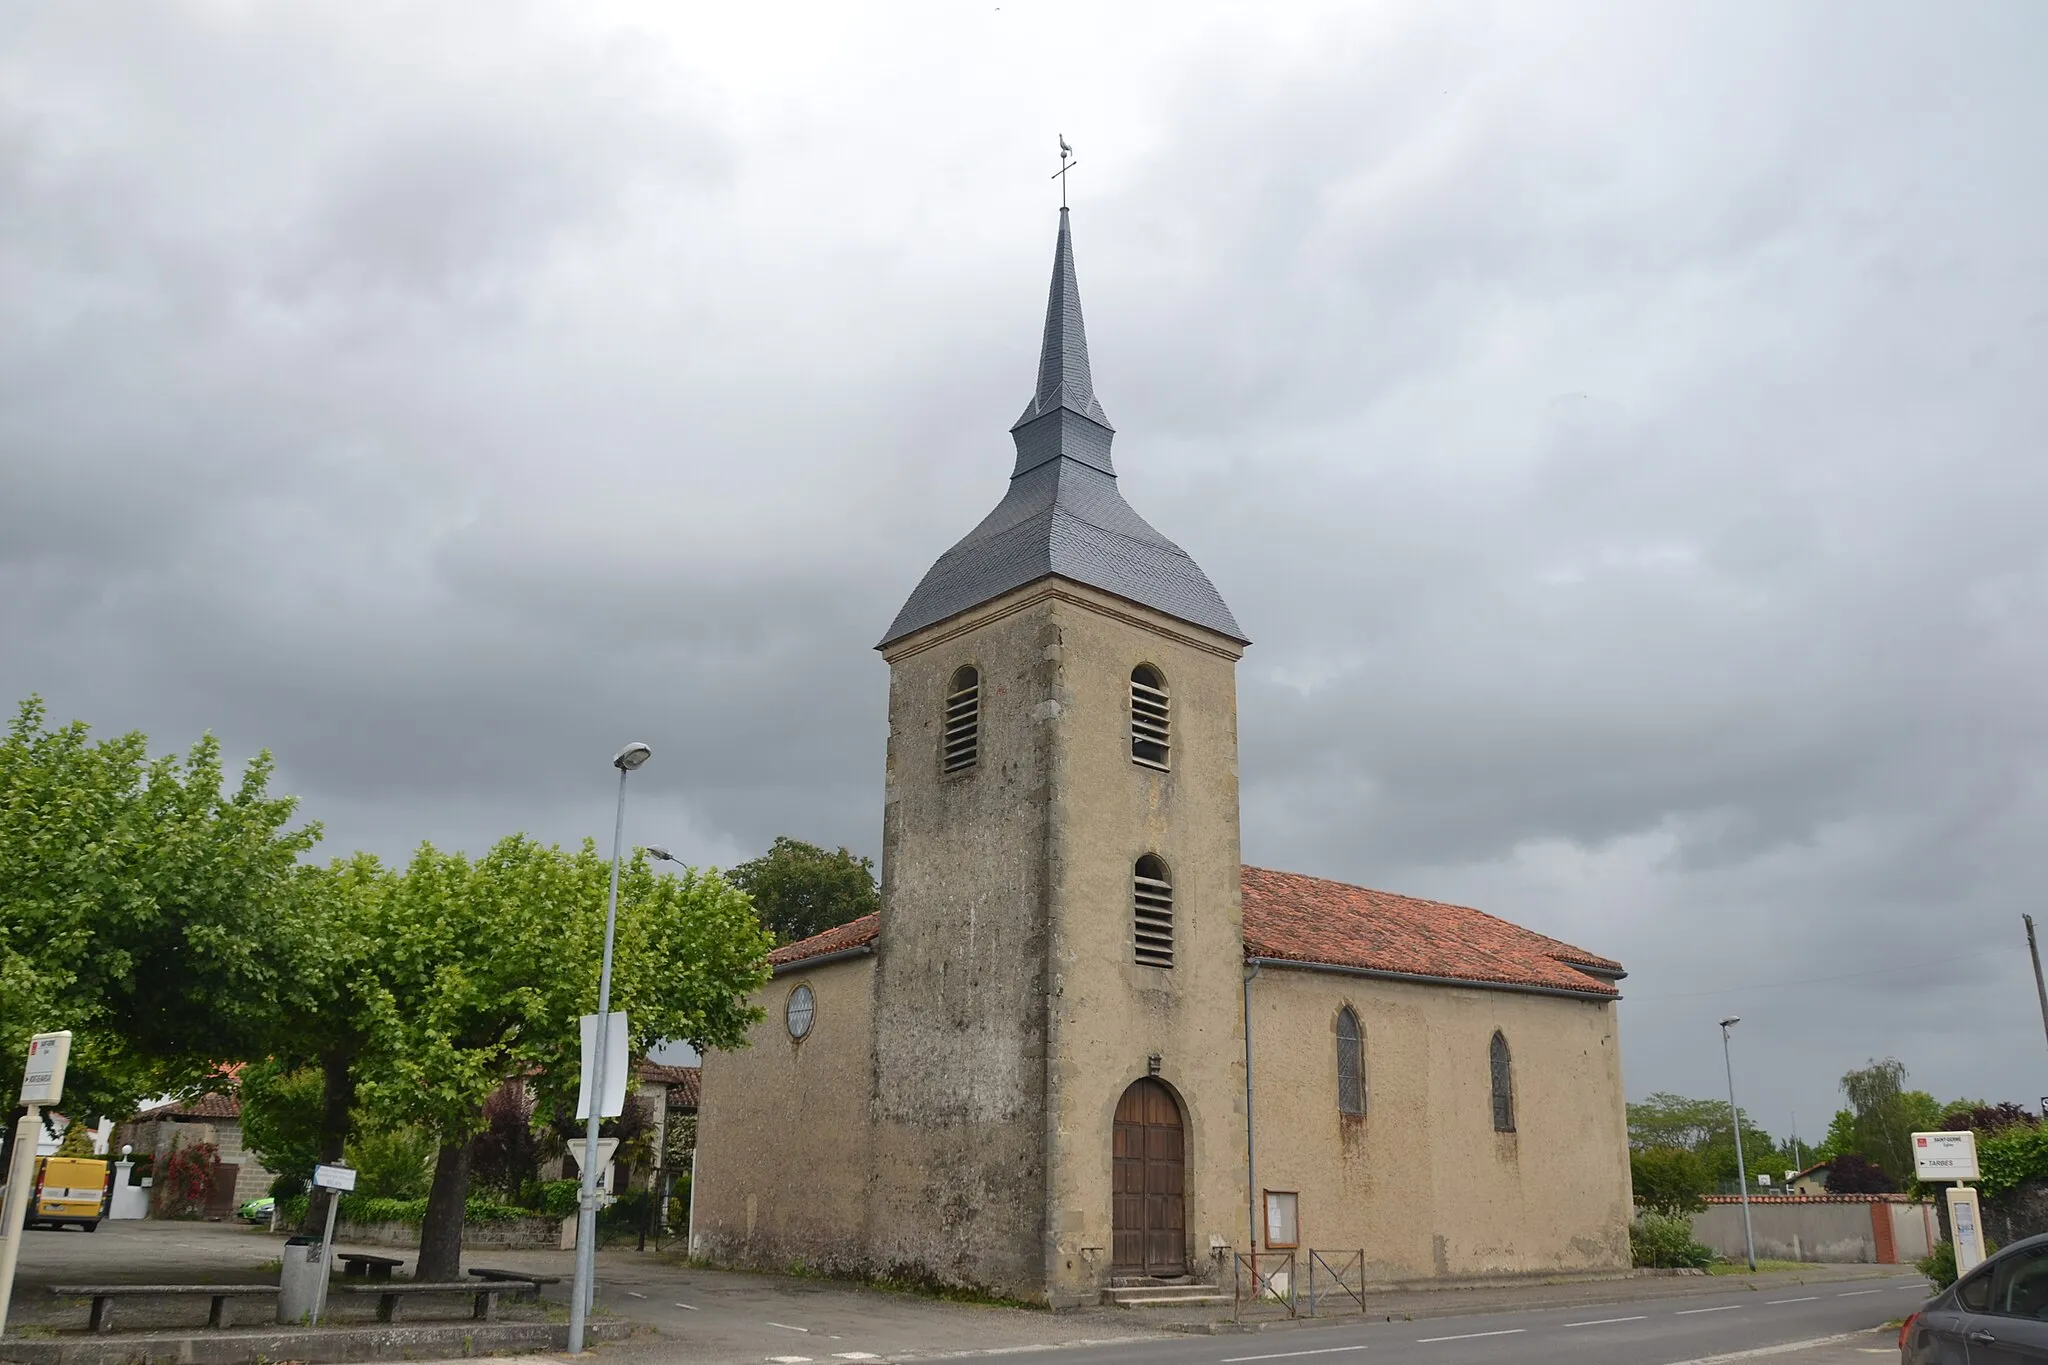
left=1814, top=1107, right=1859, bottom=1164
left=1825, top=1152, right=1898, bottom=1193
left=1628, top=1093, right=1731, bottom=1151
left=1631, top=1147, right=1710, bottom=1214
left=0, top=697, right=318, bottom=1164
left=724, top=836, right=878, bottom=944
left=1840, top=1059, right=1936, bottom=1181
left=1943, top=1102, right=2037, bottom=1135
left=471, top=1082, right=540, bottom=1198
left=353, top=836, right=772, bottom=1280
left=238, top=1062, right=326, bottom=1187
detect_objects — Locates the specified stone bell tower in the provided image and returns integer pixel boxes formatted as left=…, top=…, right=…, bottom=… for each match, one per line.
left=868, top=208, right=1251, bottom=1304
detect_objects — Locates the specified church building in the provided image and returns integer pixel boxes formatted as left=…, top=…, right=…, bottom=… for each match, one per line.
left=691, top=209, right=1635, bottom=1305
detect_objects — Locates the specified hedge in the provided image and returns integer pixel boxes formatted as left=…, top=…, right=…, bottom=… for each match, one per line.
left=277, top=1193, right=539, bottom=1227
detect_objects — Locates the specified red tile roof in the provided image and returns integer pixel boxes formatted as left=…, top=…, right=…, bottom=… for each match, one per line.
left=766, top=870, right=1622, bottom=1000
left=136, top=1091, right=241, bottom=1121
left=635, top=1062, right=702, bottom=1107
left=771, top=914, right=880, bottom=968
left=1239, top=866, right=1623, bottom=998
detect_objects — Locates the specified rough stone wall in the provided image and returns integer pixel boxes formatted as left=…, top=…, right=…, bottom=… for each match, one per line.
left=1983, top=1178, right=2048, bottom=1248
left=690, top=957, right=876, bottom=1273
left=868, top=594, right=1059, bottom=1295
left=1246, top=970, right=1632, bottom=1281
left=1036, top=584, right=1249, bottom=1304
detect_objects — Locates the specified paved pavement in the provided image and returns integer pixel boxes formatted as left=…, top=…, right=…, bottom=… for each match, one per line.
left=1, top=1221, right=1927, bottom=1364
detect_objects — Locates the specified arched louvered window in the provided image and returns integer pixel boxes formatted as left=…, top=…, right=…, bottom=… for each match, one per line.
left=1131, top=665, right=1170, bottom=768
left=1336, top=1007, right=1364, bottom=1116
left=1133, top=855, right=1174, bottom=968
left=1489, top=1030, right=1515, bottom=1133
left=943, top=666, right=980, bottom=773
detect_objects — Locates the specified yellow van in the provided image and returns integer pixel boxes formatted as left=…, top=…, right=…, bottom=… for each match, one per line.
left=30, top=1156, right=110, bottom=1231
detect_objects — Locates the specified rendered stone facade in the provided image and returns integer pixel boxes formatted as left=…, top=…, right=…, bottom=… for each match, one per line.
left=689, top=208, right=1633, bottom=1302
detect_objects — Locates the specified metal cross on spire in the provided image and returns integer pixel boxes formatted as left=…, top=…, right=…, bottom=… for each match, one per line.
left=1051, top=134, right=1077, bottom=208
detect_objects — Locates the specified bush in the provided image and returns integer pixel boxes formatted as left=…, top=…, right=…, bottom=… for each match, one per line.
left=1630, top=1212, right=1715, bottom=1269
left=1979, top=1125, right=2048, bottom=1201
left=1631, top=1147, right=1710, bottom=1215
left=1825, top=1153, right=1897, bottom=1194
left=158, top=1141, right=220, bottom=1219
left=535, top=1179, right=581, bottom=1220
left=345, top=1127, right=437, bottom=1200
left=275, top=1193, right=538, bottom=1228
left=1916, top=1238, right=1997, bottom=1290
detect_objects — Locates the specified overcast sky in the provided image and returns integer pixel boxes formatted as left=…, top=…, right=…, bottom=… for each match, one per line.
left=4, top=1, right=2044, bottom=1143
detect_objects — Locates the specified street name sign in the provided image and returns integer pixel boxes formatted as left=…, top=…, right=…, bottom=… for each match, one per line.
left=1912, top=1130, right=1980, bottom=1182
left=312, top=1164, right=358, bottom=1191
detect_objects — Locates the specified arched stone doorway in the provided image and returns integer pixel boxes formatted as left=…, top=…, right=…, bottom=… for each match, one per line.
left=1112, top=1078, right=1186, bottom=1275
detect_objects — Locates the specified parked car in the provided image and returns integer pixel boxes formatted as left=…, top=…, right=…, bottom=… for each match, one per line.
left=237, top=1196, right=274, bottom=1224
left=1902, top=1232, right=2048, bottom=1361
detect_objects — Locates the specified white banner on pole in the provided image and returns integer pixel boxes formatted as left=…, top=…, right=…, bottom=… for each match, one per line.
left=576, top=1011, right=629, bottom=1120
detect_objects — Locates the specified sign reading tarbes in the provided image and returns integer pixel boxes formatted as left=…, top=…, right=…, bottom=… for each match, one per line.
left=1913, top=1130, right=1981, bottom=1182
left=19, top=1032, right=71, bottom=1106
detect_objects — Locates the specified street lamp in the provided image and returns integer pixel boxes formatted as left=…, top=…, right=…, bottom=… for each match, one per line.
left=1720, top=1016, right=1757, bottom=1272
left=568, top=742, right=652, bottom=1355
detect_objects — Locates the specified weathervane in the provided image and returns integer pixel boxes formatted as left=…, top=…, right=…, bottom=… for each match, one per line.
left=1051, top=134, right=1077, bottom=208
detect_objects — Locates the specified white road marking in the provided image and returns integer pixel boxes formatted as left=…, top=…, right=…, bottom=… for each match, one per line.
left=765, top=1358, right=813, bottom=1364
left=1221, top=1347, right=1369, bottom=1362
left=626, top=1291, right=646, bottom=1299
left=674, top=1301, right=699, bottom=1309
left=1674, top=1304, right=1740, bottom=1315
left=1766, top=1296, right=1819, bottom=1304
left=768, top=1322, right=812, bottom=1333
left=832, top=1355, right=883, bottom=1361
left=1653, top=1334, right=1863, bottom=1365
left=1837, top=1288, right=1884, bottom=1296
left=1416, top=1328, right=1525, bottom=1343
left=1564, top=1315, right=1648, bottom=1326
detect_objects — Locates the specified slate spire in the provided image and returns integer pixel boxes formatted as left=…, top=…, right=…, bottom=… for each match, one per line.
left=879, top=210, right=1245, bottom=649
left=1013, top=207, right=1111, bottom=432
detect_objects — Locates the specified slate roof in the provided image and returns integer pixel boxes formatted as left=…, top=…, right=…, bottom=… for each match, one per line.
left=1240, top=866, right=1624, bottom=998
left=770, top=870, right=1623, bottom=1000
left=879, top=209, right=1245, bottom=649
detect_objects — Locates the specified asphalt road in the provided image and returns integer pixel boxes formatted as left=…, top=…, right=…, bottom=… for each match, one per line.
left=876, top=1276, right=1928, bottom=1365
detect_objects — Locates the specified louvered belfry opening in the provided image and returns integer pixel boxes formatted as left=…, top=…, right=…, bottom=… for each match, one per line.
left=1336, top=1007, right=1365, bottom=1116
left=943, top=666, right=980, bottom=773
left=1130, top=665, right=1170, bottom=768
left=1133, top=854, right=1174, bottom=968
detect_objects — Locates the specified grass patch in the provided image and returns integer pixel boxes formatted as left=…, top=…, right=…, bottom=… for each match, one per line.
left=1707, top=1259, right=1823, bottom=1274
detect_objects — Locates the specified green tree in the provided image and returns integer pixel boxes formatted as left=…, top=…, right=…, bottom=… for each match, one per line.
left=354, top=836, right=773, bottom=1279
left=1814, top=1107, right=1858, bottom=1163
left=237, top=1061, right=326, bottom=1190
left=1630, top=1147, right=1710, bottom=1214
left=1841, top=1058, right=1928, bottom=1182
left=0, top=697, right=318, bottom=1154
left=724, top=836, right=878, bottom=944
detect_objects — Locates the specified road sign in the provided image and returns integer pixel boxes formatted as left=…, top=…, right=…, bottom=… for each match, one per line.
left=19, top=1032, right=71, bottom=1106
left=565, top=1138, right=619, bottom=1193
left=1913, top=1130, right=1981, bottom=1182
left=576, top=1011, right=629, bottom=1120
left=312, top=1164, right=358, bottom=1192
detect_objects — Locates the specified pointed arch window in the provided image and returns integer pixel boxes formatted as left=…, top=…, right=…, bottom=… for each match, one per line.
left=1133, top=855, right=1174, bottom=968
left=1489, top=1031, right=1515, bottom=1133
left=943, top=666, right=980, bottom=773
left=1131, top=665, right=1170, bottom=769
left=1336, top=1007, right=1364, bottom=1116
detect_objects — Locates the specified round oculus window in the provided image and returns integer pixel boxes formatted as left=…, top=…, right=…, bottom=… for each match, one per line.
left=786, top=983, right=815, bottom=1041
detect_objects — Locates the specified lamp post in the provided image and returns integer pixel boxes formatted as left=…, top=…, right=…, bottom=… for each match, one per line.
left=1720, top=1016, right=1757, bottom=1271
left=568, top=741, right=651, bottom=1355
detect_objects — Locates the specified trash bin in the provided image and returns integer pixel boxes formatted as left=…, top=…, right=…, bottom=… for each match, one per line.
left=278, top=1235, right=325, bottom=1324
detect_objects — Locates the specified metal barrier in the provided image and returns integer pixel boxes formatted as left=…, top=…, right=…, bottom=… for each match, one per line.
left=1304, top=1249, right=1366, bottom=1316
left=1232, top=1250, right=1297, bottom=1319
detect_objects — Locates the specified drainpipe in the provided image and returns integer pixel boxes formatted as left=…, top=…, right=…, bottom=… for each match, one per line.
left=1242, top=960, right=1261, bottom=1254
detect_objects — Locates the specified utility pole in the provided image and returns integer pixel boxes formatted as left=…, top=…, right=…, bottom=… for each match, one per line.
left=2025, top=915, right=2048, bottom=1064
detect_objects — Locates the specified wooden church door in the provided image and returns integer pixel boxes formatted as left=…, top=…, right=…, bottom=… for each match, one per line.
left=1112, top=1078, right=1187, bottom=1275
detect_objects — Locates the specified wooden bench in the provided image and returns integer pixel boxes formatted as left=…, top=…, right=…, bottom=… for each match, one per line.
left=336, top=1279, right=534, bottom=1323
left=48, top=1283, right=281, bottom=1333
left=468, top=1266, right=561, bottom=1302
left=337, top=1252, right=405, bottom=1280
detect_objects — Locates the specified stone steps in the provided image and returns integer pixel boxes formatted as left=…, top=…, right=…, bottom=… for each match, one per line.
left=1102, top=1281, right=1231, bottom=1309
